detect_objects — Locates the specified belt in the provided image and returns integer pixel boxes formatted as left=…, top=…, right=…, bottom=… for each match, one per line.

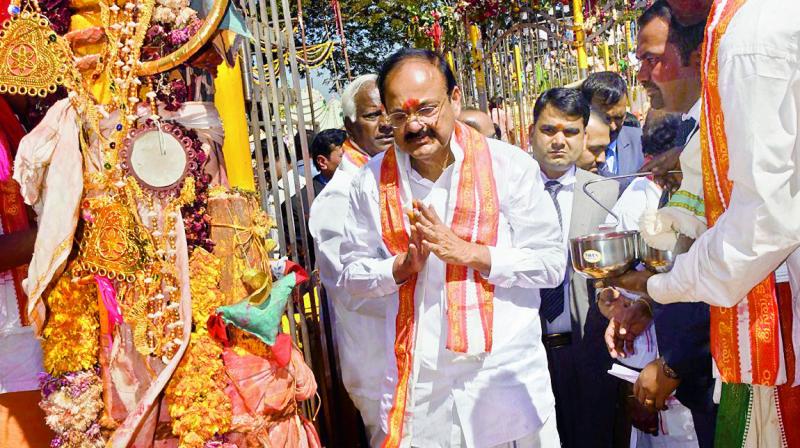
left=542, top=332, right=572, bottom=349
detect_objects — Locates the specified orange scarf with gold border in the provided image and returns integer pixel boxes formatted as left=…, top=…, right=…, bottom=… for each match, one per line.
left=379, top=122, right=499, bottom=447
left=342, top=138, right=369, bottom=169
left=700, top=0, right=782, bottom=385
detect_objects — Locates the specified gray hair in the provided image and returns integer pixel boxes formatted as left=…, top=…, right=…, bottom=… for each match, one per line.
left=341, top=74, right=378, bottom=123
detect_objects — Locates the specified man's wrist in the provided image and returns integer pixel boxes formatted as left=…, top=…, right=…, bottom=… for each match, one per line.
left=392, top=253, right=411, bottom=284
left=660, top=358, right=680, bottom=379
left=464, top=242, right=491, bottom=274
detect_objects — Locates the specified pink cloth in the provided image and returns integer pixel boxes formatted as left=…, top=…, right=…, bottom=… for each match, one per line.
left=223, top=345, right=320, bottom=448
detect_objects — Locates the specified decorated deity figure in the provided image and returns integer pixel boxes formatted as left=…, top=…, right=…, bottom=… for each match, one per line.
left=1, top=0, right=321, bottom=446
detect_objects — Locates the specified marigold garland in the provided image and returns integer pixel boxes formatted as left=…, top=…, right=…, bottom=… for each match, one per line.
left=166, top=332, right=231, bottom=447
left=40, top=273, right=100, bottom=376
left=188, top=248, right=224, bottom=330
left=166, top=249, right=231, bottom=447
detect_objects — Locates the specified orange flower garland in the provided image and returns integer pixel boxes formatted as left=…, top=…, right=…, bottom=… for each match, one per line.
left=165, top=249, right=231, bottom=447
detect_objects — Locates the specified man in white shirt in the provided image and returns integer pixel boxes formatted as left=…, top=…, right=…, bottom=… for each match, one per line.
left=339, top=48, right=565, bottom=448
left=606, top=1, right=800, bottom=445
left=308, top=74, right=394, bottom=447
left=529, top=87, right=620, bottom=448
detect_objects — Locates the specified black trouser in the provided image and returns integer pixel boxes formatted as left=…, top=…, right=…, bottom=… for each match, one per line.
left=544, top=335, right=624, bottom=448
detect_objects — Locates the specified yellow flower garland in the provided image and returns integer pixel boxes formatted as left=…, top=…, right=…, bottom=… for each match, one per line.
left=166, top=249, right=231, bottom=447
left=41, top=273, right=100, bottom=376
left=187, top=248, right=223, bottom=331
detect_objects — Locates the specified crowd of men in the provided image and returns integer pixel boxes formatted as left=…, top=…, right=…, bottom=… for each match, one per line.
left=306, top=0, right=800, bottom=447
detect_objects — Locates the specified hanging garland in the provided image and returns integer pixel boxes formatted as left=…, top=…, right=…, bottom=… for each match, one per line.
left=250, top=40, right=335, bottom=86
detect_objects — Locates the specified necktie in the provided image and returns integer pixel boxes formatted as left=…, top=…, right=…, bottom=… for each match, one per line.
left=540, top=180, right=565, bottom=323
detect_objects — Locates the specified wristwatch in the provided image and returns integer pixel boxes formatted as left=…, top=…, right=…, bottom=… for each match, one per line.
left=660, top=358, right=680, bottom=379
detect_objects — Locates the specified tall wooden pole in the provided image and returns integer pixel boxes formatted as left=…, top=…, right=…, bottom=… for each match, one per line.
left=571, top=0, right=588, bottom=78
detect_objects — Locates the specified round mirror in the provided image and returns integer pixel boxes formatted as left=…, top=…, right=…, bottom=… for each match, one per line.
left=122, top=122, right=194, bottom=196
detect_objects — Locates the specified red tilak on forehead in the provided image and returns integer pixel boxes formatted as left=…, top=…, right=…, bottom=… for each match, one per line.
left=402, top=98, right=420, bottom=111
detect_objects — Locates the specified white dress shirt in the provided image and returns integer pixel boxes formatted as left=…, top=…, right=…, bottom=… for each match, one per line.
left=605, top=139, right=619, bottom=175
left=647, top=0, right=800, bottom=309
left=338, top=136, right=565, bottom=448
left=682, top=97, right=701, bottom=126
left=540, top=166, right=575, bottom=335
left=0, top=217, right=45, bottom=394
left=308, top=155, right=386, bottom=408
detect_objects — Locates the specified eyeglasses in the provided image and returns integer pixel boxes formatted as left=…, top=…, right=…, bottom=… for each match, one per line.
left=386, top=102, right=443, bottom=129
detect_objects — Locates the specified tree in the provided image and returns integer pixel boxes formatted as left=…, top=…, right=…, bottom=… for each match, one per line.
left=299, top=0, right=414, bottom=85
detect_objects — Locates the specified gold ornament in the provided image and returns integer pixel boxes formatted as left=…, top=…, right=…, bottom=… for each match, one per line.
left=76, top=197, right=156, bottom=282
left=0, top=8, right=71, bottom=97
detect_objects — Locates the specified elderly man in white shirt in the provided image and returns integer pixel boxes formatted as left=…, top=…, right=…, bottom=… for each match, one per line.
left=338, top=48, right=565, bottom=448
left=308, top=74, right=394, bottom=447
left=606, top=0, right=800, bottom=446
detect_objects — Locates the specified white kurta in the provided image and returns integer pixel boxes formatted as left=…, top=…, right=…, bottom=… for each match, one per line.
left=308, top=152, right=386, bottom=439
left=646, top=0, right=800, bottom=383
left=338, top=136, right=565, bottom=447
left=0, top=217, right=44, bottom=394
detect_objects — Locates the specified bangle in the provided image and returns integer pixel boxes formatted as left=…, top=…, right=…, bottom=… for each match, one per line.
left=660, top=358, right=680, bottom=379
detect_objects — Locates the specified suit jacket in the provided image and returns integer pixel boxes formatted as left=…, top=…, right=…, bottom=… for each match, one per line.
left=601, top=125, right=644, bottom=193
left=653, top=302, right=715, bottom=413
left=567, top=169, right=619, bottom=340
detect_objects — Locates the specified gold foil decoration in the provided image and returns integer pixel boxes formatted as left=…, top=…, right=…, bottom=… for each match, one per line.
left=76, top=199, right=156, bottom=282
left=0, top=10, right=70, bottom=97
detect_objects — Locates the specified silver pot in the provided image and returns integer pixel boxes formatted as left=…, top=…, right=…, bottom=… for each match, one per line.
left=569, top=230, right=640, bottom=279
left=639, top=234, right=693, bottom=273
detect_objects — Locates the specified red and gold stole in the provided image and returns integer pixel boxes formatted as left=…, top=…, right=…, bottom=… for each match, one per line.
left=342, top=138, right=369, bottom=168
left=0, top=96, right=31, bottom=325
left=700, top=0, right=782, bottom=385
left=380, top=122, right=499, bottom=447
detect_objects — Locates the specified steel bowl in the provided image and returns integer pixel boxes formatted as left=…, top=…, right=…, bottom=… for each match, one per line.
left=569, top=230, right=640, bottom=279
left=638, top=234, right=693, bottom=273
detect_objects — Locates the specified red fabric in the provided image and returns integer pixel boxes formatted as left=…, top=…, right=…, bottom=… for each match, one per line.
left=207, top=314, right=231, bottom=347
left=283, top=261, right=309, bottom=285
left=0, top=96, right=31, bottom=326
left=0, top=97, right=25, bottom=148
left=271, top=333, right=292, bottom=368
left=776, top=281, right=800, bottom=447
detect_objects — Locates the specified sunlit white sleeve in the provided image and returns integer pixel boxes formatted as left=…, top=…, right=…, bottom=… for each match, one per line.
left=484, top=146, right=566, bottom=289
left=337, top=166, right=401, bottom=300
left=648, top=47, right=800, bottom=306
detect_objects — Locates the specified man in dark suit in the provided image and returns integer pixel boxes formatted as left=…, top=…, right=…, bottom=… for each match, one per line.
left=530, top=87, right=621, bottom=448
left=602, top=3, right=716, bottom=446
left=581, top=72, right=644, bottom=193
